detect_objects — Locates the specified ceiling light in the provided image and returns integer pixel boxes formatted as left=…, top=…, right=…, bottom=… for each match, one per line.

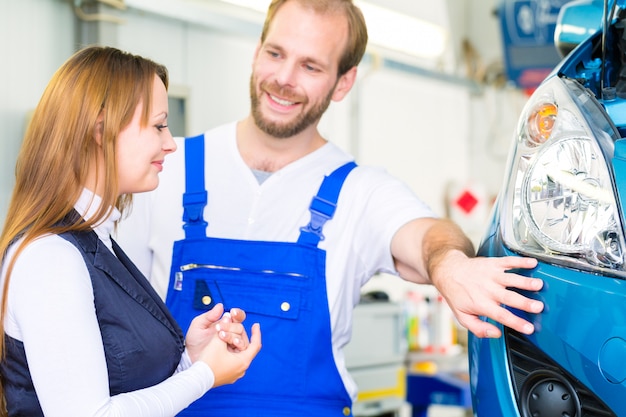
left=218, top=0, right=268, bottom=11
left=218, top=0, right=447, bottom=59
left=357, top=2, right=446, bottom=59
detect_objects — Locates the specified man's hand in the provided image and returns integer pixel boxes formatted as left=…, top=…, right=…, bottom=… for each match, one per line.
left=430, top=251, right=543, bottom=338
left=392, top=218, right=544, bottom=338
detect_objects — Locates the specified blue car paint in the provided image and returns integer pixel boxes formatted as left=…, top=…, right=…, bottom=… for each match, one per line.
left=472, top=228, right=626, bottom=415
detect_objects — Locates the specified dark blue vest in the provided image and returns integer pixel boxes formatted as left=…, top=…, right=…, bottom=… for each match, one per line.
left=1, top=214, right=185, bottom=416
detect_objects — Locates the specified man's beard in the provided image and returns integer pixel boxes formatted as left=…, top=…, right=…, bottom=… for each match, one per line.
left=249, top=75, right=334, bottom=139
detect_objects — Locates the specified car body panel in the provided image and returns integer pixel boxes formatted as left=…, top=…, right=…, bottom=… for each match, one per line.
left=470, top=2, right=626, bottom=415
left=472, top=222, right=626, bottom=415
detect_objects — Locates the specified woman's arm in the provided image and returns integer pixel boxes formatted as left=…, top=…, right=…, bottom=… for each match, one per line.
left=6, top=235, right=213, bottom=417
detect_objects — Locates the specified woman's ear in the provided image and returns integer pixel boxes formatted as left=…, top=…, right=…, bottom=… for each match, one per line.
left=94, top=110, right=105, bottom=146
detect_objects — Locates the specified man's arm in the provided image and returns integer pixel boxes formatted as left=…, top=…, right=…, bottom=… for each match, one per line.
left=391, top=217, right=544, bottom=338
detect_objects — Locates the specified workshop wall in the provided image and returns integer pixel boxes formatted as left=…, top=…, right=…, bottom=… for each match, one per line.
left=0, top=0, right=527, bottom=245
left=0, top=0, right=76, bottom=226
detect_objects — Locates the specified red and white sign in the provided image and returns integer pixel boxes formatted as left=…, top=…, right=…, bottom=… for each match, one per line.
left=447, top=181, right=491, bottom=236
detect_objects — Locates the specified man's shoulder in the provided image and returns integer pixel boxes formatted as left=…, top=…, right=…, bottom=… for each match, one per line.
left=318, top=144, right=392, bottom=179
left=176, top=121, right=236, bottom=146
left=201, top=121, right=237, bottom=143
left=170, top=122, right=236, bottom=168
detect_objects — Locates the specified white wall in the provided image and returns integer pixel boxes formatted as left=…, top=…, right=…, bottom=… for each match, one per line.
left=358, top=68, right=471, bottom=216
left=0, top=0, right=76, bottom=224
left=115, top=10, right=257, bottom=134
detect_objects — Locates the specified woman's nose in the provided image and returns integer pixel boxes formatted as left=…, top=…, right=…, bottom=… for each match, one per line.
left=163, top=130, right=177, bottom=153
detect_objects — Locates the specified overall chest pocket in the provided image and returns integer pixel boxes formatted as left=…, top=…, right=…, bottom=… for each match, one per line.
left=171, top=265, right=316, bottom=396
left=183, top=266, right=305, bottom=321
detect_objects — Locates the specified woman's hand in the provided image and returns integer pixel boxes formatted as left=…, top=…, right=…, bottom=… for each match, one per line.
left=200, top=322, right=262, bottom=387
left=185, top=303, right=254, bottom=362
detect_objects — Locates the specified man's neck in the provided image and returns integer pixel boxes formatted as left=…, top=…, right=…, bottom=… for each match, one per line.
left=236, top=117, right=326, bottom=172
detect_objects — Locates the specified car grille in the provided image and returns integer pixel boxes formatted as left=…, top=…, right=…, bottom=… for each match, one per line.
left=505, top=328, right=615, bottom=417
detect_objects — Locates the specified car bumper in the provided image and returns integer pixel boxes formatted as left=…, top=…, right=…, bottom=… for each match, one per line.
left=470, top=230, right=624, bottom=416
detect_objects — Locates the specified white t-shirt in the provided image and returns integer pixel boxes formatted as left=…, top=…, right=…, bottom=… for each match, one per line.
left=2, top=189, right=215, bottom=417
left=116, top=122, right=435, bottom=399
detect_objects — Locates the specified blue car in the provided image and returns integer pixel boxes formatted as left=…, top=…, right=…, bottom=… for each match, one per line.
left=470, top=1, right=626, bottom=415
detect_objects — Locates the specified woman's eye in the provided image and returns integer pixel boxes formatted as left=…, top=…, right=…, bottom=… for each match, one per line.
left=156, top=124, right=168, bottom=132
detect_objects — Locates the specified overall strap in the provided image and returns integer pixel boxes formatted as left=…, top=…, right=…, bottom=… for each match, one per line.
left=297, top=161, right=357, bottom=247
left=182, top=134, right=208, bottom=239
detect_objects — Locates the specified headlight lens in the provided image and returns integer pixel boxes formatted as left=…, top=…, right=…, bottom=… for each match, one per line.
left=500, top=76, right=626, bottom=274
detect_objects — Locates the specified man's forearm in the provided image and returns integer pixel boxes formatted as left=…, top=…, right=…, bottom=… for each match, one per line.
left=422, top=218, right=475, bottom=280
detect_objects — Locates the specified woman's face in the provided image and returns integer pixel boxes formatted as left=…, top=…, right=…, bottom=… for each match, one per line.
left=116, top=75, right=176, bottom=195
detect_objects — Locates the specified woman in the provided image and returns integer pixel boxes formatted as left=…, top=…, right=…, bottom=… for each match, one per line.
left=0, top=46, right=261, bottom=416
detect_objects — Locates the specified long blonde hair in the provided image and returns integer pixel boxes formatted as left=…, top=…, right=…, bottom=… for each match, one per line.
left=0, top=46, right=168, bottom=413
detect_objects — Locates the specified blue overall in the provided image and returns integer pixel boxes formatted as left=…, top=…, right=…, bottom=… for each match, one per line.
left=166, top=134, right=357, bottom=416
left=1, top=212, right=185, bottom=416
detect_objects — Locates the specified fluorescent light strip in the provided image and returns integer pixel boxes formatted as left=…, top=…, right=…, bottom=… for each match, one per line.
left=217, top=0, right=268, bottom=11
left=358, top=2, right=446, bottom=58
left=218, top=0, right=446, bottom=59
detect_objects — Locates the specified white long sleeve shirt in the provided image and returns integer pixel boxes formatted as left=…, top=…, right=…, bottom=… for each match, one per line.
left=2, top=189, right=215, bottom=417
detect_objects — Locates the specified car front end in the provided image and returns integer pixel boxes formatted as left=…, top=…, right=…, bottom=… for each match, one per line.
left=470, top=1, right=626, bottom=415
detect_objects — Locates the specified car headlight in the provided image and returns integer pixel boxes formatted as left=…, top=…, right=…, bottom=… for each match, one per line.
left=500, top=76, right=626, bottom=275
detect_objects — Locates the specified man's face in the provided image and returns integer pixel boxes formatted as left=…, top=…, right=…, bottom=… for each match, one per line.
left=250, top=1, right=349, bottom=138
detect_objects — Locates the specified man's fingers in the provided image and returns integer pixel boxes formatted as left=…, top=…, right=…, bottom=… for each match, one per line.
left=499, top=269, right=543, bottom=292
left=497, top=286, right=544, bottom=315
left=500, top=256, right=538, bottom=270
left=461, top=307, right=535, bottom=338
left=460, top=315, right=502, bottom=339
left=466, top=302, right=536, bottom=337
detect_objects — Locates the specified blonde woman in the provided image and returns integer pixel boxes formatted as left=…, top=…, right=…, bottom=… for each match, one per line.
left=0, top=46, right=261, bottom=417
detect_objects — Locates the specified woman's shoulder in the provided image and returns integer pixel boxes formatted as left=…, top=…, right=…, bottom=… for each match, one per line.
left=10, top=233, right=86, bottom=275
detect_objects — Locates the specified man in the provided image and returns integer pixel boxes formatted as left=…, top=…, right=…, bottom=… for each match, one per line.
left=117, top=0, right=544, bottom=416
